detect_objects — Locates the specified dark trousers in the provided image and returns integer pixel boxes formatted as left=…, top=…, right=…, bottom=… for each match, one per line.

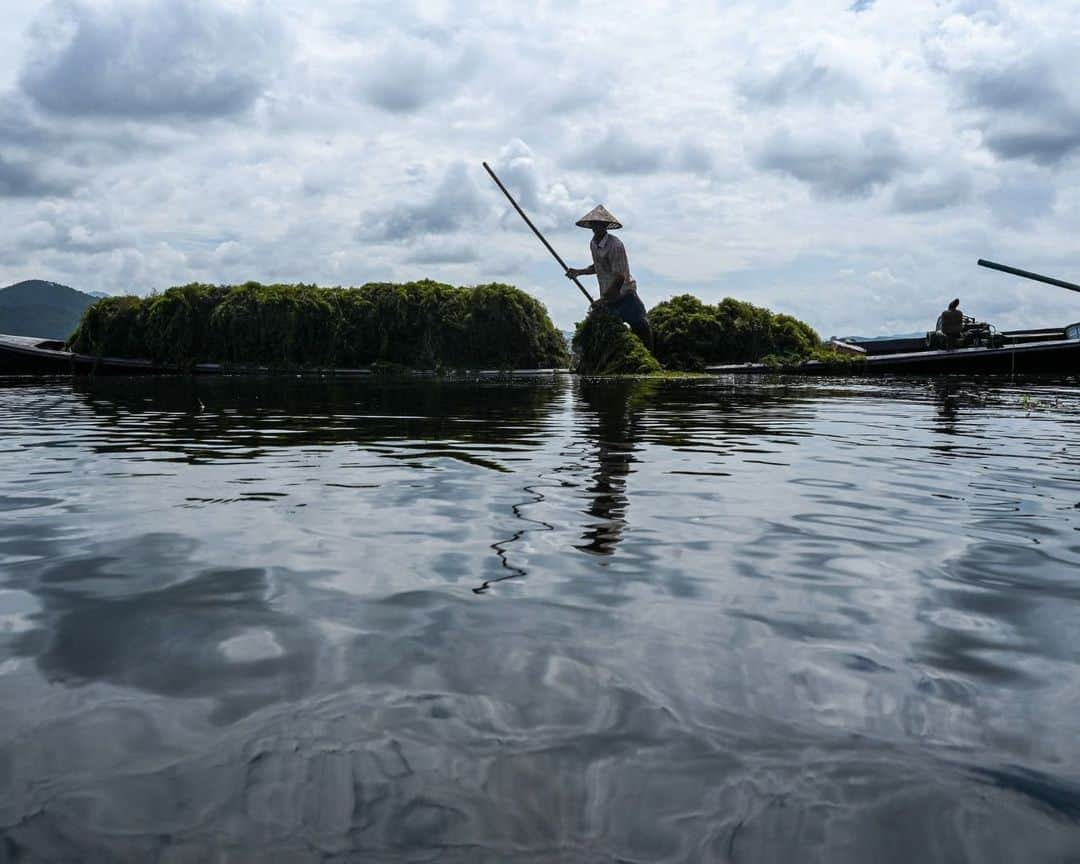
left=608, top=291, right=653, bottom=350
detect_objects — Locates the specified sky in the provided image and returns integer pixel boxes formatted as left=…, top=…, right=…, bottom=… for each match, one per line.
left=1, top=0, right=1079, bottom=337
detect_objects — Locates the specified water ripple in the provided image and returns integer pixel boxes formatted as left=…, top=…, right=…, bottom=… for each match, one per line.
left=1, top=374, right=1079, bottom=860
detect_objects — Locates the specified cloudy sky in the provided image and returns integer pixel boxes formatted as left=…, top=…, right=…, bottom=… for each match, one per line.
left=1, top=0, right=1079, bottom=336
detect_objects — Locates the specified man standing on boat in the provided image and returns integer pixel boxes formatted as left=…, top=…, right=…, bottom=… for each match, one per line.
left=565, top=205, right=653, bottom=349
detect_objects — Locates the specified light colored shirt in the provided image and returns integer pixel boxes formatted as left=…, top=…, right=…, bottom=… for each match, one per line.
left=590, top=233, right=637, bottom=299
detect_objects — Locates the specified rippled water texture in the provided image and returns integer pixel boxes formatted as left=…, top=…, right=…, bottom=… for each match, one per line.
left=1, top=374, right=1079, bottom=862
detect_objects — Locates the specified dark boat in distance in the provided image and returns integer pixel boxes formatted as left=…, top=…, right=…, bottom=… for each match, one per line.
left=708, top=259, right=1080, bottom=375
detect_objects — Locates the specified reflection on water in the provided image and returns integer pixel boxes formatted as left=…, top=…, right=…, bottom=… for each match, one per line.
left=0, top=374, right=1079, bottom=861
left=13, top=534, right=323, bottom=724
left=575, top=379, right=648, bottom=556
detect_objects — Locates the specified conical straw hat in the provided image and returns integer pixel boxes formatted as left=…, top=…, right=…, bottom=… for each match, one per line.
left=575, top=204, right=622, bottom=229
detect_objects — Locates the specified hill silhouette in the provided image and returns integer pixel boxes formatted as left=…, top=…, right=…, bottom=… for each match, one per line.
left=0, top=280, right=104, bottom=338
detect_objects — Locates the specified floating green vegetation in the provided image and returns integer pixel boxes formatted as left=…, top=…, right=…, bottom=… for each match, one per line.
left=67, top=280, right=569, bottom=371
left=568, top=294, right=864, bottom=376
left=759, top=346, right=867, bottom=370
left=647, top=293, right=864, bottom=371
left=572, top=308, right=662, bottom=375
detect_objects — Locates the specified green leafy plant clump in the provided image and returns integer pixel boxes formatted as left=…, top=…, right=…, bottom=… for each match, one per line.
left=67, top=280, right=569, bottom=371
left=571, top=293, right=857, bottom=376
left=66, top=294, right=150, bottom=360
left=572, top=308, right=662, bottom=375
left=648, top=294, right=824, bottom=371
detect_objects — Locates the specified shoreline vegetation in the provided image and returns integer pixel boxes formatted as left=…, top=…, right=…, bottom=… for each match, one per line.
left=67, top=282, right=859, bottom=374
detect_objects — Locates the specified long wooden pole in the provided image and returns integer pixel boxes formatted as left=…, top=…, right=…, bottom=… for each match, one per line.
left=977, top=259, right=1080, bottom=295
left=482, top=161, right=595, bottom=304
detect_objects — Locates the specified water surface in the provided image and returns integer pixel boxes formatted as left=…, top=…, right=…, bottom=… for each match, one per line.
left=0, top=374, right=1078, bottom=862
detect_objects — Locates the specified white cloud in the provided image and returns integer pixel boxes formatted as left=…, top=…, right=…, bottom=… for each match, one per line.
left=927, top=5, right=1080, bottom=166
left=356, top=32, right=478, bottom=113
left=358, top=161, right=487, bottom=241
left=0, top=154, right=70, bottom=197
left=2, top=0, right=1080, bottom=337
left=756, top=127, right=909, bottom=199
left=20, top=0, right=287, bottom=120
left=892, top=171, right=973, bottom=213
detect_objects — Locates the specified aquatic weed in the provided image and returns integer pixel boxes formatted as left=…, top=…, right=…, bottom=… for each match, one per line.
left=649, top=294, right=822, bottom=370
left=572, top=308, right=662, bottom=375
left=67, top=281, right=569, bottom=371
left=65, top=295, right=148, bottom=359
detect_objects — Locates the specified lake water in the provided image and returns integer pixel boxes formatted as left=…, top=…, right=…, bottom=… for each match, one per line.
left=0, top=374, right=1078, bottom=862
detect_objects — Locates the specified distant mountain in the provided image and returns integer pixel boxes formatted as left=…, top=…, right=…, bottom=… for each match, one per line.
left=0, top=280, right=103, bottom=339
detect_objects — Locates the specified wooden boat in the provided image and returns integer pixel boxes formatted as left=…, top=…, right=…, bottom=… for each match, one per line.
left=0, top=334, right=253, bottom=376
left=706, top=325, right=1080, bottom=375
left=0, top=334, right=566, bottom=377
left=0, top=335, right=156, bottom=375
left=708, top=260, right=1080, bottom=376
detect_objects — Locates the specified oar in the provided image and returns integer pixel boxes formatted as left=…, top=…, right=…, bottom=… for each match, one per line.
left=482, top=161, right=595, bottom=304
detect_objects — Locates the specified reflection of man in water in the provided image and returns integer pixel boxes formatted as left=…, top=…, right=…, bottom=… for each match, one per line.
left=934, top=380, right=960, bottom=437
left=936, top=298, right=964, bottom=349
left=576, top=380, right=642, bottom=556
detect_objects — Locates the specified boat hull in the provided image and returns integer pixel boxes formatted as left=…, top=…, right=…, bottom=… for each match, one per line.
left=5, top=330, right=1079, bottom=378
left=706, top=333, right=1080, bottom=376
left=0, top=334, right=566, bottom=378
left=863, top=337, right=1080, bottom=374
left=0, top=335, right=162, bottom=375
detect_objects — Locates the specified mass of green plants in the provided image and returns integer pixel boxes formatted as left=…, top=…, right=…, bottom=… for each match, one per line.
left=66, top=280, right=857, bottom=375
left=572, top=308, right=662, bottom=375
left=572, top=294, right=858, bottom=374
left=67, top=280, right=569, bottom=371
left=647, top=294, right=858, bottom=370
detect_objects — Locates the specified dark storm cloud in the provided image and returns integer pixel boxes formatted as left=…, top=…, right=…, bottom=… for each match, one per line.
left=0, top=155, right=70, bottom=198
left=755, top=128, right=908, bottom=198
left=891, top=172, right=972, bottom=213
left=565, top=128, right=665, bottom=175
left=20, top=0, right=284, bottom=120
left=358, top=163, right=487, bottom=241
